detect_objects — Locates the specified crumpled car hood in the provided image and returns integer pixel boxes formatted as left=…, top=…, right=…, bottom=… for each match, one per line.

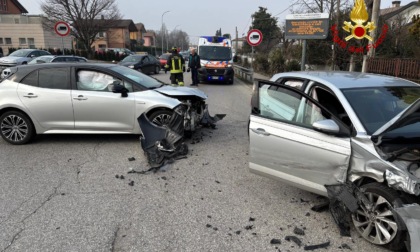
left=155, top=86, right=208, bottom=100
left=372, top=99, right=420, bottom=140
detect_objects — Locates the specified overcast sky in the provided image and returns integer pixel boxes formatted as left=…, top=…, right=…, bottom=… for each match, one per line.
left=19, top=0, right=414, bottom=44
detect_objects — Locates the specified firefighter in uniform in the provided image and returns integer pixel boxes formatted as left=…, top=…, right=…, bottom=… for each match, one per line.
left=165, top=47, right=185, bottom=86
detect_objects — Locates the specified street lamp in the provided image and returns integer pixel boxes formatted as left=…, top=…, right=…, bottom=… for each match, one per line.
left=161, top=10, right=170, bottom=55
left=172, top=25, right=180, bottom=48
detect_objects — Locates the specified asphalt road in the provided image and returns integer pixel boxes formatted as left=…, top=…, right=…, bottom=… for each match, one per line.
left=0, top=71, right=385, bottom=252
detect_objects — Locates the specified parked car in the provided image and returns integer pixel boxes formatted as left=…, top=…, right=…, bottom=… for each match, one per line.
left=158, top=53, right=171, bottom=69
left=0, top=49, right=50, bottom=71
left=249, top=71, right=420, bottom=251
left=118, top=54, right=160, bottom=74
left=28, top=55, right=88, bottom=64
left=106, top=48, right=134, bottom=56
left=0, top=63, right=209, bottom=145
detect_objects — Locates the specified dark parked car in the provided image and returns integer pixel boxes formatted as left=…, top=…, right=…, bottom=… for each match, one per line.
left=28, top=55, right=88, bottom=64
left=158, top=53, right=171, bottom=69
left=118, top=55, right=160, bottom=74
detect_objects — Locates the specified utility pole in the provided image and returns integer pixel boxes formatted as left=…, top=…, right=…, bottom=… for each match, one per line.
left=368, top=0, right=381, bottom=57
left=332, top=0, right=341, bottom=70
left=235, top=26, right=238, bottom=56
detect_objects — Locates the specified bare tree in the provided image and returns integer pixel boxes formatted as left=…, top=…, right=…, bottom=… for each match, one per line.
left=41, top=0, right=122, bottom=53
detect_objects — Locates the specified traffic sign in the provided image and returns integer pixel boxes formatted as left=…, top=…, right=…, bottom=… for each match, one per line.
left=54, top=21, right=71, bottom=37
left=247, top=29, right=263, bottom=46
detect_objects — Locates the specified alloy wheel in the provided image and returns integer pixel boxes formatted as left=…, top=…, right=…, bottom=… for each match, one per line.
left=1, top=114, right=29, bottom=142
left=151, top=113, right=171, bottom=127
left=352, top=192, right=398, bottom=245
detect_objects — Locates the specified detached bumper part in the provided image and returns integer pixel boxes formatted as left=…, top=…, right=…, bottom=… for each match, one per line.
left=200, top=105, right=226, bottom=128
left=138, top=112, right=187, bottom=168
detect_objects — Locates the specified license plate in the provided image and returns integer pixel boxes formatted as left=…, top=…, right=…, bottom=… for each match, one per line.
left=212, top=76, right=219, bottom=80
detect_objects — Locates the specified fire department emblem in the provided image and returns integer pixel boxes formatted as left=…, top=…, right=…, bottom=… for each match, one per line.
left=343, top=0, right=376, bottom=41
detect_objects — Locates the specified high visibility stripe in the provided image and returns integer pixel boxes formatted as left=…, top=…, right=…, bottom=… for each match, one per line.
left=170, top=57, right=183, bottom=73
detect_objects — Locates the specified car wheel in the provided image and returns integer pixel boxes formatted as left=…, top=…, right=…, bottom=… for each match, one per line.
left=352, top=182, right=406, bottom=251
left=148, top=110, right=172, bottom=127
left=0, top=111, right=35, bottom=145
left=155, top=66, right=160, bottom=74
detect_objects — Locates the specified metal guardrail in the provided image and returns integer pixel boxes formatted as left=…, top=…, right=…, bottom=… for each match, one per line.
left=233, top=65, right=254, bottom=83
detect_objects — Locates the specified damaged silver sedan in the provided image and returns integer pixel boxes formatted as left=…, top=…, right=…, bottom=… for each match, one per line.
left=249, top=71, right=420, bottom=251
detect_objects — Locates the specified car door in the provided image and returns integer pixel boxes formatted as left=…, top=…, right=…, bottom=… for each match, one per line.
left=17, top=67, right=74, bottom=130
left=71, top=68, right=136, bottom=131
left=249, top=80, right=351, bottom=196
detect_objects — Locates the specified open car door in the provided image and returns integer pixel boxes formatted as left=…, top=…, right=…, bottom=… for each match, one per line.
left=249, top=80, right=352, bottom=196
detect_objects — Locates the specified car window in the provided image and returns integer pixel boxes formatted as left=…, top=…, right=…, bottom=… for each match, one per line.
left=39, top=51, right=50, bottom=56
left=39, top=68, right=69, bottom=89
left=259, top=83, right=327, bottom=128
left=53, top=57, right=65, bottom=62
left=20, top=70, right=38, bottom=87
left=309, top=85, right=352, bottom=127
left=77, top=70, right=121, bottom=92
left=142, top=57, right=149, bottom=63
left=29, top=51, right=40, bottom=57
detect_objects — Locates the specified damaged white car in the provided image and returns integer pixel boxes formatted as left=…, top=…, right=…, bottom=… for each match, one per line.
left=0, top=63, right=210, bottom=144
left=249, top=71, right=420, bottom=251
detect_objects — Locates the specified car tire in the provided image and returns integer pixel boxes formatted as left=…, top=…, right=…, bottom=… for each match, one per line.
left=352, top=182, right=407, bottom=251
left=0, top=111, right=35, bottom=145
left=148, top=109, right=172, bottom=127
left=155, top=66, right=160, bottom=74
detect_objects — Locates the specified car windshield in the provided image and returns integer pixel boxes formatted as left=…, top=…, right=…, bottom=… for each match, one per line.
left=342, top=86, right=420, bottom=134
left=109, top=65, right=163, bottom=89
left=199, top=46, right=231, bottom=61
left=9, top=50, right=30, bottom=57
left=121, top=55, right=143, bottom=63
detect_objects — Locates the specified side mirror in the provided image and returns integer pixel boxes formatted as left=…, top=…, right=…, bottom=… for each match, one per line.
left=30, top=55, right=36, bottom=58
left=111, top=80, right=128, bottom=97
left=312, top=119, right=340, bottom=134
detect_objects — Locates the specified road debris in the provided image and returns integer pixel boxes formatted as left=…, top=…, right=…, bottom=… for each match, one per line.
left=128, top=157, right=135, bottom=161
left=338, top=243, right=352, bottom=250
left=285, top=236, right=302, bottom=247
left=304, top=241, right=330, bottom=250
left=293, top=227, right=305, bottom=236
left=270, top=239, right=282, bottom=244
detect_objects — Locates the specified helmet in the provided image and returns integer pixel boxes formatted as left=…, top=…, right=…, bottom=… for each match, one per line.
left=171, top=47, right=178, bottom=53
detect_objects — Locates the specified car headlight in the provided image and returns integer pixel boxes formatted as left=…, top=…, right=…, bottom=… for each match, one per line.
left=227, top=64, right=232, bottom=68
left=128, top=65, right=134, bottom=69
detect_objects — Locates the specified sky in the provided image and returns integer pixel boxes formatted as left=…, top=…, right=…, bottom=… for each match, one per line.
left=18, top=0, right=414, bottom=45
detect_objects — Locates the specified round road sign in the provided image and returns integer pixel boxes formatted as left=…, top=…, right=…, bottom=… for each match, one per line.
left=54, top=21, right=71, bottom=37
left=247, top=29, right=263, bottom=46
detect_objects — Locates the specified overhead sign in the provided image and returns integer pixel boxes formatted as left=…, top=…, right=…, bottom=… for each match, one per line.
left=285, top=13, right=329, bottom=40
left=54, top=21, right=71, bottom=37
left=247, top=29, right=263, bottom=46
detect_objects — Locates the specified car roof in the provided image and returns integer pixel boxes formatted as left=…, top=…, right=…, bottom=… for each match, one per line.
left=8, top=63, right=117, bottom=81
left=270, top=71, right=420, bottom=89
